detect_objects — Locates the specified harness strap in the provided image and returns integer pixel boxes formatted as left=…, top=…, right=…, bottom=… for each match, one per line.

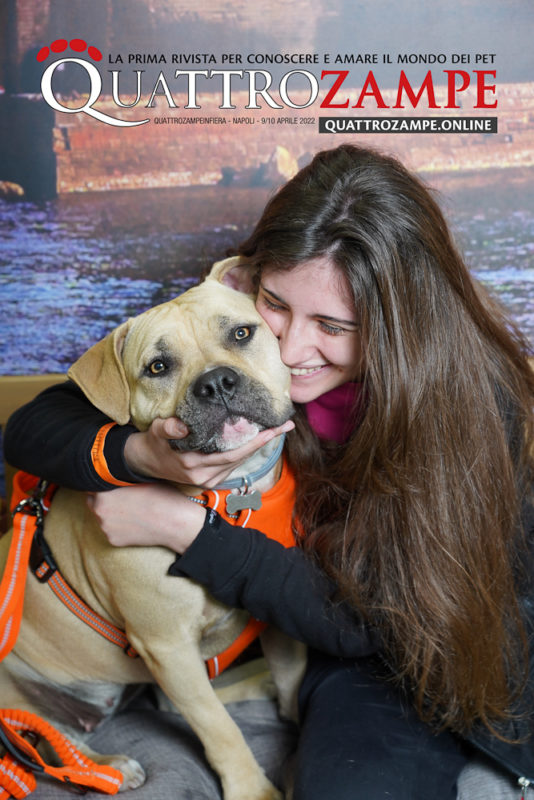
left=3, top=472, right=285, bottom=687
left=30, top=541, right=138, bottom=658
left=0, top=710, right=122, bottom=798
left=205, top=618, right=268, bottom=680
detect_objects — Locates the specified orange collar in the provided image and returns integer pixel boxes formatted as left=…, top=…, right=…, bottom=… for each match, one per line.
left=201, top=456, right=297, bottom=549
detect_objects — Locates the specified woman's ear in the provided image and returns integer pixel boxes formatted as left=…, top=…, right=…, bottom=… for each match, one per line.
left=206, top=256, right=257, bottom=295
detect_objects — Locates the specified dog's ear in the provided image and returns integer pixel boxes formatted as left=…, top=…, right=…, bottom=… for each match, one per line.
left=207, top=256, right=256, bottom=295
left=67, top=320, right=132, bottom=425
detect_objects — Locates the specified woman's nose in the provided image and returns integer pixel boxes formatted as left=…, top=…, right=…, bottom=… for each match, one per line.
left=277, top=319, right=313, bottom=366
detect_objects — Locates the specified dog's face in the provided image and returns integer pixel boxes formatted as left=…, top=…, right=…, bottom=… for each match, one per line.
left=68, top=258, right=293, bottom=453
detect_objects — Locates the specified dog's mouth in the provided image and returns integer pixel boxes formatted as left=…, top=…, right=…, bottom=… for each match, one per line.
left=221, top=416, right=261, bottom=446
left=169, top=403, right=293, bottom=454
left=168, top=412, right=263, bottom=453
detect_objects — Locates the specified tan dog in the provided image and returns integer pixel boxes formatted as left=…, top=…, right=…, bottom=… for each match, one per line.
left=0, top=257, right=306, bottom=800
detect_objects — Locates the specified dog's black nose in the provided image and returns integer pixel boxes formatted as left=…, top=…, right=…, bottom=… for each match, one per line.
left=193, top=367, right=240, bottom=404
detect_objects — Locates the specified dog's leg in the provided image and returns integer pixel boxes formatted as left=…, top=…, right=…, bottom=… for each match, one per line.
left=133, top=637, right=283, bottom=800
left=260, top=628, right=307, bottom=723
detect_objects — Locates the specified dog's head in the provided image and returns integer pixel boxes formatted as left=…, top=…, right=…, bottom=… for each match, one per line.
left=68, top=257, right=293, bottom=453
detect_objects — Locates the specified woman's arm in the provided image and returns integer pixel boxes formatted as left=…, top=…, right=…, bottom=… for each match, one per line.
left=3, top=381, right=140, bottom=490
left=171, top=509, right=379, bottom=659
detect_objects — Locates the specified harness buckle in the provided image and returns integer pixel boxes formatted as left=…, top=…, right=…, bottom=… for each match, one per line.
left=0, top=720, right=44, bottom=774
left=12, top=479, right=50, bottom=528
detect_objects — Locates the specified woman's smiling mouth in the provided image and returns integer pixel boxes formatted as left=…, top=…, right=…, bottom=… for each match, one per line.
left=290, top=366, right=327, bottom=377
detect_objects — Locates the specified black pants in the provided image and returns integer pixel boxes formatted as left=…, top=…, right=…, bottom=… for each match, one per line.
left=292, top=651, right=470, bottom=800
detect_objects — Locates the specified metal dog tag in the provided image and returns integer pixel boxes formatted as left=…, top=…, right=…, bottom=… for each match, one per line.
left=226, top=490, right=262, bottom=515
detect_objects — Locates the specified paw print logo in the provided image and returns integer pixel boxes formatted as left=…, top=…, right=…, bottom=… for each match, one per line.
left=37, top=39, right=102, bottom=63
left=37, top=38, right=149, bottom=128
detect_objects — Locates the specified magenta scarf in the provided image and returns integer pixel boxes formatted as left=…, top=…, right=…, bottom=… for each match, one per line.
left=305, top=382, right=362, bottom=443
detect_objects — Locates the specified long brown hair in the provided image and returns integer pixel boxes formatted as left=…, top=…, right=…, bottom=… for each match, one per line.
left=239, top=144, right=534, bottom=736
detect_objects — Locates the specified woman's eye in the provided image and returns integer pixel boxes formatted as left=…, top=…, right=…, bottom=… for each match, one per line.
left=263, top=297, right=284, bottom=311
left=234, top=326, right=251, bottom=341
left=149, top=360, right=167, bottom=374
left=319, top=321, right=345, bottom=335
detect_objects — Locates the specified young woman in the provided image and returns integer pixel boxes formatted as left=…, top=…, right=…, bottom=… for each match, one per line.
left=5, top=145, right=534, bottom=800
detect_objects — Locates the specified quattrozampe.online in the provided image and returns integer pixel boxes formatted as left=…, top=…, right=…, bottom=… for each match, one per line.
left=319, top=116, right=498, bottom=133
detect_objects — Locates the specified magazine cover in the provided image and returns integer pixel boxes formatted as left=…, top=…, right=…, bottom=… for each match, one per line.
left=1, top=3, right=534, bottom=797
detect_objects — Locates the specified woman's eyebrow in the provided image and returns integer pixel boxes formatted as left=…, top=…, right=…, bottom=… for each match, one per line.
left=260, top=284, right=359, bottom=328
left=319, top=314, right=359, bottom=328
left=259, top=284, right=287, bottom=305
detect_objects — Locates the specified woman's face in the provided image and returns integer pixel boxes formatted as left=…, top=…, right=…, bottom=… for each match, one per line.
left=256, top=257, right=364, bottom=403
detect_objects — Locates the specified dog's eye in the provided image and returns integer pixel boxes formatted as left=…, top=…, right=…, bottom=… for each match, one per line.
left=234, top=327, right=251, bottom=341
left=148, top=360, right=167, bottom=375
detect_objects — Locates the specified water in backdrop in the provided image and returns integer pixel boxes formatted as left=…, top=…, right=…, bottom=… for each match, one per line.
left=2, top=169, right=533, bottom=376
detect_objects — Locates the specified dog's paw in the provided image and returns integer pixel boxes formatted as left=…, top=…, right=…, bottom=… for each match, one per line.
left=101, top=755, right=146, bottom=791
left=119, top=760, right=146, bottom=791
left=225, top=775, right=283, bottom=800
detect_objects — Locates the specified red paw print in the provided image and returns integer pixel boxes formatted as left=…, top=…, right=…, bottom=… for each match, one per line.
left=36, top=39, right=102, bottom=62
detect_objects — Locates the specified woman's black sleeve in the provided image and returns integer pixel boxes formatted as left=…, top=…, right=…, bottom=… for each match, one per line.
left=3, top=380, right=140, bottom=491
left=168, top=508, right=380, bottom=659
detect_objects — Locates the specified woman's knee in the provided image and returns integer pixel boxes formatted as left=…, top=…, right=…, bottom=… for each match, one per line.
left=292, top=653, right=467, bottom=800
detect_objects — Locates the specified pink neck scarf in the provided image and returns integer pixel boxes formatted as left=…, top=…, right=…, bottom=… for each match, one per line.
left=305, top=382, right=362, bottom=443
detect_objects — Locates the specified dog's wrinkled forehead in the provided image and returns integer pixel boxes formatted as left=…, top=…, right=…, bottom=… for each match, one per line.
left=124, top=282, right=261, bottom=353
left=116, top=277, right=291, bottom=433
left=120, top=279, right=282, bottom=386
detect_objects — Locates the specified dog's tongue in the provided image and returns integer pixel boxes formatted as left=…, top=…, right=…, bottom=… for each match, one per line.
left=222, top=417, right=260, bottom=447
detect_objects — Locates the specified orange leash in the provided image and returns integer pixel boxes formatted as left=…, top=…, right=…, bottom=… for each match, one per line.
left=0, top=477, right=55, bottom=663
left=0, top=474, right=124, bottom=796
left=0, top=709, right=122, bottom=798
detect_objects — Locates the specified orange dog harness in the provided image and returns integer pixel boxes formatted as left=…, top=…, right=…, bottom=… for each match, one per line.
left=3, top=462, right=297, bottom=676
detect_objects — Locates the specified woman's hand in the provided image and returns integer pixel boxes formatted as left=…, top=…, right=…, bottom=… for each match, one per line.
left=124, top=416, right=294, bottom=487
left=86, top=483, right=206, bottom=553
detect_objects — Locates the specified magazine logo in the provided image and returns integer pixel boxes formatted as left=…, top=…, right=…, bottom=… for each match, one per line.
left=38, top=39, right=149, bottom=127
left=37, top=38, right=498, bottom=128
